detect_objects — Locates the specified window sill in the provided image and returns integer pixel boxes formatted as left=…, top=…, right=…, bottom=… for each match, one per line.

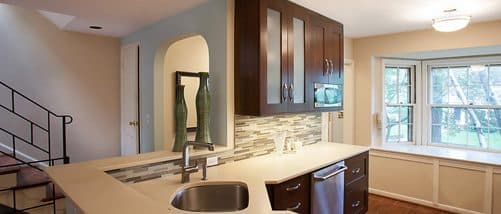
left=371, top=144, right=501, bottom=167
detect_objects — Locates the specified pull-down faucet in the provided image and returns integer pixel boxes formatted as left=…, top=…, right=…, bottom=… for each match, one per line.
left=181, top=141, right=215, bottom=183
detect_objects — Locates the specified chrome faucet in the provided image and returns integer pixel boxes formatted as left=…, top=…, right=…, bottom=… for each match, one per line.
left=181, top=141, right=215, bottom=183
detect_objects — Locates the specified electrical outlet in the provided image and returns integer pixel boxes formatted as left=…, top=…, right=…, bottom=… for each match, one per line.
left=206, top=156, right=219, bottom=167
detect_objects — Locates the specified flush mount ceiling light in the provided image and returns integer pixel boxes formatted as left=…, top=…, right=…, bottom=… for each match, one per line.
left=432, top=9, right=471, bottom=32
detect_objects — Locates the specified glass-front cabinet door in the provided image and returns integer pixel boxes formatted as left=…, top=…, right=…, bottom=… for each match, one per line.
left=262, top=0, right=288, bottom=114
left=287, top=3, right=310, bottom=112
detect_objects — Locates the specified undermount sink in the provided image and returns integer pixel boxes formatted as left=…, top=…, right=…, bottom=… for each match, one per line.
left=171, top=182, right=249, bottom=212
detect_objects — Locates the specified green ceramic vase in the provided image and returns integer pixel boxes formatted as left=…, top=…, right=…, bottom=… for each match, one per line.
left=195, top=72, right=212, bottom=145
left=173, top=85, right=187, bottom=152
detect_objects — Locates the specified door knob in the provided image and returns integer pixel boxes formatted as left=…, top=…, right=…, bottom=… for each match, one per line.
left=129, top=121, right=139, bottom=126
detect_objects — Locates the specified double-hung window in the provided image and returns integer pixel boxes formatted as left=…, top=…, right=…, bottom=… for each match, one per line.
left=382, top=57, right=501, bottom=152
left=382, top=61, right=419, bottom=144
left=426, top=61, right=501, bottom=151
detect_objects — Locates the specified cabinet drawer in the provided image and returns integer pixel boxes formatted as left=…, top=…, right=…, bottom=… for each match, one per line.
left=267, top=174, right=310, bottom=214
left=344, top=178, right=368, bottom=214
left=345, top=152, right=368, bottom=185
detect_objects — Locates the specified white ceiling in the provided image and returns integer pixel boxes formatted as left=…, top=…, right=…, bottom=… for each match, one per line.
left=2, top=0, right=501, bottom=38
left=0, top=0, right=208, bottom=37
left=290, top=0, right=501, bottom=38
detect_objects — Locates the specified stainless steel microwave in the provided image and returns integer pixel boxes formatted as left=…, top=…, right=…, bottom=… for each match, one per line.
left=314, top=83, right=343, bottom=108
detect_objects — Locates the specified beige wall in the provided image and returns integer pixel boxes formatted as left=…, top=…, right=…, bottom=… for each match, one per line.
left=344, top=37, right=354, bottom=60
left=352, top=20, right=501, bottom=146
left=0, top=4, right=121, bottom=162
left=161, top=35, right=209, bottom=151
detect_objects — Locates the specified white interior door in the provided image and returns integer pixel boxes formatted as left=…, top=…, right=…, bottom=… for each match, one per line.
left=329, top=60, right=355, bottom=144
left=121, top=43, right=140, bottom=156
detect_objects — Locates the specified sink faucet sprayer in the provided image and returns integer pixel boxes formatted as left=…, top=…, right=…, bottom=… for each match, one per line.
left=181, top=141, right=215, bottom=183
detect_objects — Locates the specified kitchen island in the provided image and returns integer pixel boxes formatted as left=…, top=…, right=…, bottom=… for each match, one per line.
left=46, top=142, right=369, bottom=214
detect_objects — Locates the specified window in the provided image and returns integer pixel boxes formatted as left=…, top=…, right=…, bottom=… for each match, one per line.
left=382, top=57, right=501, bottom=152
left=428, top=64, right=501, bottom=150
left=383, top=62, right=418, bottom=144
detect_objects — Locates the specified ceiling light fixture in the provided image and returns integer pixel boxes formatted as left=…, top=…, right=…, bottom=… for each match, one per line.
left=432, top=9, right=471, bottom=32
left=89, top=25, right=103, bottom=30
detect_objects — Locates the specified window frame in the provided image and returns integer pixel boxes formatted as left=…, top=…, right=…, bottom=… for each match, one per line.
left=381, top=59, right=422, bottom=146
left=422, top=56, right=501, bottom=152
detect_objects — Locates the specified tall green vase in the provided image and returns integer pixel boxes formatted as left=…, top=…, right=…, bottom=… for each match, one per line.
left=195, top=72, right=212, bottom=145
left=173, top=85, right=187, bottom=152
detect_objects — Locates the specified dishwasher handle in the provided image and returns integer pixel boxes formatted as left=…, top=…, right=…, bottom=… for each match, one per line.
left=313, top=165, right=348, bottom=181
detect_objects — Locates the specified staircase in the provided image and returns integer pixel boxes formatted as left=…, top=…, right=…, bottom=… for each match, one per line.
left=0, top=80, right=72, bottom=213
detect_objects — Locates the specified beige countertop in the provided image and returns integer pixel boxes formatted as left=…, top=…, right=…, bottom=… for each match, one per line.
left=46, top=142, right=369, bottom=214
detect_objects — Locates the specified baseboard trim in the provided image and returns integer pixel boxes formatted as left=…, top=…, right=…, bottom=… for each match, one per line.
left=369, top=188, right=484, bottom=214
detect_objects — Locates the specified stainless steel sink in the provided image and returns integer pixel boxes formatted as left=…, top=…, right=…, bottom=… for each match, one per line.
left=171, top=182, right=249, bottom=212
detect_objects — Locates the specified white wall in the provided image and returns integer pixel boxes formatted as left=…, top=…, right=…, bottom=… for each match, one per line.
left=0, top=4, right=121, bottom=162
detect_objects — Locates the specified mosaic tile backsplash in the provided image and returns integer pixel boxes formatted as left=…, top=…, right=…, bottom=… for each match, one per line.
left=107, top=113, right=322, bottom=184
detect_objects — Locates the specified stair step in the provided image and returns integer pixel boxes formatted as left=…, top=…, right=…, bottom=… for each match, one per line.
left=41, top=184, right=65, bottom=202
left=14, top=167, right=50, bottom=190
left=0, top=203, right=29, bottom=214
left=0, top=155, right=20, bottom=175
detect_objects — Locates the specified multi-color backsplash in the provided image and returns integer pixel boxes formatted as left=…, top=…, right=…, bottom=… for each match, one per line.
left=107, top=113, right=322, bottom=184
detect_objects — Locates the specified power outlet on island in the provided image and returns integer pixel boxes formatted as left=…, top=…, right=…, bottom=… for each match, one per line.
left=206, top=156, right=219, bottom=167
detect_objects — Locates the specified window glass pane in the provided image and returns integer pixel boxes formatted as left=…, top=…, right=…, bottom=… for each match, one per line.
left=385, top=107, right=399, bottom=123
left=450, top=67, right=468, bottom=86
left=384, top=84, right=397, bottom=104
left=431, top=84, right=447, bottom=104
left=399, top=85, right=410, bottom=104
left=469, top=65, right=488, bottom=85
left=489, top=65, right=501, bottom=85
left=399, top=123, right=413, bottom=142
left=489, top=109, right=501, bottom=129
left=467, top=85, right=487, bottom=105
left=431, top=107, right=449, bottom=125
left=430, top=67, right=448, bottom=86
left=385, top=123, right=399, bottom=142
left=491, top=86, right=501, bottom=104
left=489, top=128, right=501, bottom=150
left=448, top=86, right=465, bottom=105
left=399, top=68, right=410, bottom=85
left=400, top=106, right=413, bottom=124
left=431, top=125, right=448, bottom=143
left=385, top=67, right=398, bottom=85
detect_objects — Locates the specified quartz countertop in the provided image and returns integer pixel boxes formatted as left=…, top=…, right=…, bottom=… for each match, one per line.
left=45, top=142, right=369, bottom=214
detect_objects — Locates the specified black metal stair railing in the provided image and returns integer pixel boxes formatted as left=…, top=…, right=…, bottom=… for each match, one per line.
left=0, top=80, right=73, bottom=213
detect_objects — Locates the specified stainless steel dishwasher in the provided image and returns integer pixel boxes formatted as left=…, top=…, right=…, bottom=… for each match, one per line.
left=311, top=161, right=348, bottom=214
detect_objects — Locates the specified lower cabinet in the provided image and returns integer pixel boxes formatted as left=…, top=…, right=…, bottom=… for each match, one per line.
left=266, top=152, right=369, bottom=214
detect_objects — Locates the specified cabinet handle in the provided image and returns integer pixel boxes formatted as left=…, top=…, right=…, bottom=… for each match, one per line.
left=285, top=183, right=301, bottom=191
left=286, top=202, right=302, bottom=211
left=329, top=59, right=334, bottom=75
left=282, top=83, right=288, bottom=102
left=324, top=59, right=329, bottom=76
left=352, top=200, right=361, bottom=208
left=352, top=167, right=361, bottom=174
left=289, top=84, right=294, bottom=102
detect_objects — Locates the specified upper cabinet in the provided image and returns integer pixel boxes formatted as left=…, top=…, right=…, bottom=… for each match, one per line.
left=235, top=0, right=344, bottom=116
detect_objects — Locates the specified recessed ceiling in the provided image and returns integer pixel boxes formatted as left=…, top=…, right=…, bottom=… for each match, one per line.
left=0, top=0, right=208, bottom=37
left=289, top=0, right=501, bottom=38
left=2, top=0, right=501, bottom=38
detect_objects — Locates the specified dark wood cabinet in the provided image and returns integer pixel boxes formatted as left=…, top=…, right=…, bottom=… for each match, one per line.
left=235, top=0, right=344, bottom=115
left=266, top=174, right=310, bottom=214
left=344, top=152, right=369, bottom=214
left=266, top=152, right=369, bottom=214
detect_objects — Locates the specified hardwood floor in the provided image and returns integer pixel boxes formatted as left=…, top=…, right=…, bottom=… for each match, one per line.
left=368, top=194, right=453, bottom=214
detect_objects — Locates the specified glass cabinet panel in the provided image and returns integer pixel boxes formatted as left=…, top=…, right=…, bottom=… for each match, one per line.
left=292, top=17, right=305, bottom=103
left=267, top=8, right=282, bottom=104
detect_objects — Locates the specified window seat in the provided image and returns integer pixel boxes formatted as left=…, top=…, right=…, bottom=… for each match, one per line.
left=371, top=144, right=501, bottom=167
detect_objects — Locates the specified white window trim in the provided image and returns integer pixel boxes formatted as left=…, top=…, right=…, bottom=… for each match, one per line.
left=422, top=56, right=501, bottom=152
left=381, top=59, right=422, bottom=146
